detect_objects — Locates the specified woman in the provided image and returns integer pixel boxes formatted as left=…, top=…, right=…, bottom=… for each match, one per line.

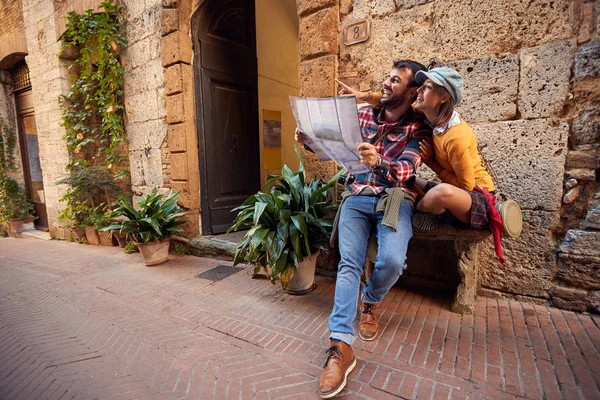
left=338, top=65, right=509, bottom=261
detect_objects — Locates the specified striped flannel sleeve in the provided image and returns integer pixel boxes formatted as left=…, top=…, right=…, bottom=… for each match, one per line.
left=375, top=123, right=431, bottom=183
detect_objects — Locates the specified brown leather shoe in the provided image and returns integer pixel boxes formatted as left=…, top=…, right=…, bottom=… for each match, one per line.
left=319, top=341, right=356, bottom=398
left=358, top=303, right=379, bottom=341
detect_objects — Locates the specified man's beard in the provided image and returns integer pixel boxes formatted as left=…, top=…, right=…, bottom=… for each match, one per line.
left=380, top=87, right=412, bottom=110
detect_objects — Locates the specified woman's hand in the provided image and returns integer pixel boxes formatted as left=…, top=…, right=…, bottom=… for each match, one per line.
left=336, top=79, right=371, bottom=103
left=358, top=143, right=379, bottom=168
left=419, top=139, right=435, bottom=166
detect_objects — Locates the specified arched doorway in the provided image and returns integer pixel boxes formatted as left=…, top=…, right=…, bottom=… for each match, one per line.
left=11, top=62, right=49, bottom=230
left=192, top=0, right=260, bottom=235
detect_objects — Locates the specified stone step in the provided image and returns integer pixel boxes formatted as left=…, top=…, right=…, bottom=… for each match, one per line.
left=181, top=230, right=247, bottom=260
left=21, top=230, right=52, bottom=240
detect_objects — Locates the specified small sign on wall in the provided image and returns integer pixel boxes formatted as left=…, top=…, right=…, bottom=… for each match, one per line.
left=343, top=19, right=370, bottom=46
left=263, top=110, right=282, bottom=170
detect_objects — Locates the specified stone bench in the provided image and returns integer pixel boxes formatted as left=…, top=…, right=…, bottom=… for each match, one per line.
left=364, top=225, right=491, bottom=315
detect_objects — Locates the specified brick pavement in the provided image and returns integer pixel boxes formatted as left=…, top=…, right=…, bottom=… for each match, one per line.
left=0, top=237, right=599, bottom=399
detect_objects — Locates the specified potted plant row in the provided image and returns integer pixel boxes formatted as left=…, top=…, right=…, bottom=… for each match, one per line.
left=228, top=148, right=343, bottom=294
left=0, top=175, right=36, bottom=236
left=57, top=166, right=124, bottom=243
left=101, top=189, right=187, bottom=266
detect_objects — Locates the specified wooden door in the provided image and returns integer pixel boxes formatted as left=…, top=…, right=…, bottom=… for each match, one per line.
left=193, top=0, right=260, bottom=234
left=15, top=91, right=48, bottom=230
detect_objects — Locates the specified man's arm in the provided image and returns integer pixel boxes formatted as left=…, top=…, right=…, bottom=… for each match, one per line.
left=374, top=126, right=431, bottom=183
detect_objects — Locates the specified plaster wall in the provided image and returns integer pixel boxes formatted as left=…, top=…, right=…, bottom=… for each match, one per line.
left=255, top=0, right=299, bottom=184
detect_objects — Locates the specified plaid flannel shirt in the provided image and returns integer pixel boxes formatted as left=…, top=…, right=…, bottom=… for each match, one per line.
left=348, top=105, right=432, bottom=200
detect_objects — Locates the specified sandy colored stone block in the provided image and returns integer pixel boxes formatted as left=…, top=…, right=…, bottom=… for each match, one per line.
left=299, top=55, right=336, bottom=97
left=299, top=7, right=338, bottom=60
left=478, top=211, right=560, bottom=298
left=577, top=1, right=596, bottom=44
left=566, top=168, right=596, bottom=181
left=167, top=123, right=186, bottom=152
left=474, top=119, right=568, bottom=211
left=127, top=119, right=168, bottom=151
left=449, top=56, right=518, bottom=123
left=166, top=93, right=184, bottom=124
left=346, top=3, right=435, bottom=88
left=165, top=63, right=183, bottom=95
left=125, top=90, right=162, bottom=123
left=170, top=153, right=188, bottom=181
left=161, top=8, right=178, bottom=36
left=566, top=151, right=599, bottom=169
left=396, top=0, right=433, bottom=9
left=170, top=180, right=193, bottom=209
left=161, top=31, right=193, bottom=67
left=122, top=38, right=150, bottom=70
left=519, top=41, right=576, bottom=119
left=557, top=253, right=600, bottom=290
left=352, top=0, right=396, bottom=19
left=129, top=148, right=164, bottom=187
left=575, top=41, right=600, bottom=81
left=434, top=0, right=573, bottom=60
left=296, top=0, right=336, bottom=16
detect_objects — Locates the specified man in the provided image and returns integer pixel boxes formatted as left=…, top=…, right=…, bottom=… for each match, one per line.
left=297, top=60, right=431, bottom=398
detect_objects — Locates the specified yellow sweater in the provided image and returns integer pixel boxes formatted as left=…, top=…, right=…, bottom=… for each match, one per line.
left=434, top=121, right=495, bottom=191
left=366, top=92, right=494, bottom=191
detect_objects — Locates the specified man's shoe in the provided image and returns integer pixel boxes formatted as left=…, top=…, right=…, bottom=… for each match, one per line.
left=412, top=212, right=441, bottom=230
left=358, top=303, right=379, bottom=341
left=319, top=341, right=356, bottom=398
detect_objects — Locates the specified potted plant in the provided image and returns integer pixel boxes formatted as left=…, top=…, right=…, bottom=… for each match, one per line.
left=228, top=148, right=343, bottom=294
left=101, top=189, right=187, bottom=265
left=57, top=166, right=123, bottom=242
left=0, top=175, right=35, bottom=236
left=94, top=208, right=116, bottom=246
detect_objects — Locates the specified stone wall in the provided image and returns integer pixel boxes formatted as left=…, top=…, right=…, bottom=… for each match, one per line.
left=0, top=0, right=27, bottom=69
left=21, top=0, right=71, bottom=238
left=297, top=0, right=600, bottom=311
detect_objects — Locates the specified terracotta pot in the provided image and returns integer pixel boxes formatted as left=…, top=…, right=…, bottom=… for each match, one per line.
left=285, top=250, right=320, bottom=295
left=98, top=230, right=115, bottom=246
left=135, top=238, right=170, bottom=266
left=8, top=216, right=35, bottom=236
left=84, top=227, right=100, bottom=245
left=71, top=228, right=86, bottom=243
left=111, top=230, right=127, bottom=248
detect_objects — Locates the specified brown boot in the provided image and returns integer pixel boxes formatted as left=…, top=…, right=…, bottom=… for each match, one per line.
left=319, top=341, right=356, bottom=398
left=358, top=303, right=379, bottom=341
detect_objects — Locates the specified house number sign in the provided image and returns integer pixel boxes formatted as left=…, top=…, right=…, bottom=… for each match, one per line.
left=343, top=19, right=370, bottom=46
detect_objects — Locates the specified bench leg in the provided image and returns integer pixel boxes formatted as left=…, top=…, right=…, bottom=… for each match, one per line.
left=451, top=241, right=479, bottom=315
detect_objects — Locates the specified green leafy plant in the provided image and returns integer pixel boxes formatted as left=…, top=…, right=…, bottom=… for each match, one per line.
left=0, top=175, right=35, bottom=222
left=227, top=148, right=344, bottom=290
left=101, top=189, right=187, bottom=244
left=123, top=240, right=138, bottom=253
left=0, top=118, right=17, bottom=171
left=57, top=166, right=123, bottom=228
left=172, top=242, right=191, bottom=255
left=59, top=0, right=128, bottom=173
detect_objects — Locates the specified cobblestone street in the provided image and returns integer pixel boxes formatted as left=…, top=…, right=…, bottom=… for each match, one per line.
left=0, top=237, right=599, bottom=399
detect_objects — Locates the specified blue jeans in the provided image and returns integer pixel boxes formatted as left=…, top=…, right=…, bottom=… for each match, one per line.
left=328, top=195, right=413, bottom=346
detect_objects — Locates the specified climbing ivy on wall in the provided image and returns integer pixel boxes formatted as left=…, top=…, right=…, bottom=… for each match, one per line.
left=0, top=118, right=17, bottom=173
left=59, top=0, right=128, bottom=175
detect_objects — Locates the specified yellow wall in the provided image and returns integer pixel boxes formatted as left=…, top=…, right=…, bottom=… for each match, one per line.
left=255, top=0, right=299, bottom=187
